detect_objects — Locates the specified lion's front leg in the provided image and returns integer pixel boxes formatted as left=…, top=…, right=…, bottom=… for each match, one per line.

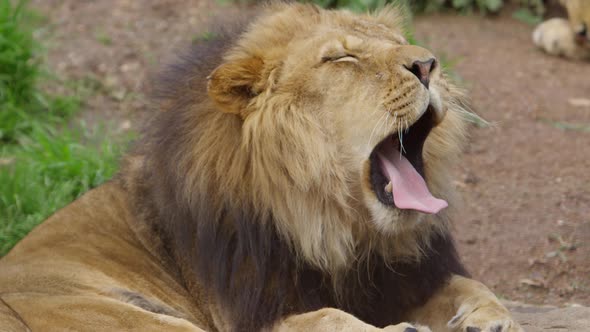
left=409, top=275, right=523, bottom=332
left=273, top=308, right=431, bottom=332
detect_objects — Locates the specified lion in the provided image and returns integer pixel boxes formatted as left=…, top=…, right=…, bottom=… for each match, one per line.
left=0, top=3, right=523, bottom=332
left=533, top=0, right=590, bottom=59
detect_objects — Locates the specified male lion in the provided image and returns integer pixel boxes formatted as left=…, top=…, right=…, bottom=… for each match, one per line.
left=0, top=4, right=523, bottom=332
left=533, top=0, right=590, bottom=59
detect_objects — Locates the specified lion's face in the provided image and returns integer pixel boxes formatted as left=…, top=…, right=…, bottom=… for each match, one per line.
left=281, top=25, right=452, bottom=227
left=206, top=4, right=467, bottom=268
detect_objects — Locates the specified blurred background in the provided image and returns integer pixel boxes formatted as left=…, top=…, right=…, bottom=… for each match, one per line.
left=1, top=0, right=588, bottom=307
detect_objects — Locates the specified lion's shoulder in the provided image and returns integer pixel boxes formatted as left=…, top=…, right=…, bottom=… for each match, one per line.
left=0, top=181, right=212, bottom=330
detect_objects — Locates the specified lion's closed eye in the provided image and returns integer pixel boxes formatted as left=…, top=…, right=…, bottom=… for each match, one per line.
left=321, top=54, right=359, bottom=64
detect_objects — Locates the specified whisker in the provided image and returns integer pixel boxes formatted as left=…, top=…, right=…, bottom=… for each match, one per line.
left=453, top=106, right=493, bottom=128
left=367, top=106, right=383, bottom=119
left=374, top=112, right=388, bottom=144
left=398, top=120, right=406, bottom=157
left=366, top=112, right=388, bottom=151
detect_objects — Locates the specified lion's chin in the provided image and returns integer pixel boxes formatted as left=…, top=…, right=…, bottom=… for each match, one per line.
left=368, top=105, right=447, bottom=215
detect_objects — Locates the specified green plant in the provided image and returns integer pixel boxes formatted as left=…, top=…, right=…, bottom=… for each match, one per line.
left=538, top=118, right=590, bottom=133
left=512, top=7, right=543, bottom=25
left=95, top=29, right=112, bottom=46
left=0, top=124, right=130, bottom=255
left=0, top=0, right=39, bottom=141
left=0, top=0, right=80, bottom=142
left=411, top=0, right=501, bottom=14
left=0, top=1, right=131, bottom=255
left=194, top=31, right=218, bottom=43
left=515, top=0, right=545, bottom=16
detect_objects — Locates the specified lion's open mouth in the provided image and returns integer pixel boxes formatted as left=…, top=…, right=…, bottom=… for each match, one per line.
left=369, top=105, right=447, bottom=214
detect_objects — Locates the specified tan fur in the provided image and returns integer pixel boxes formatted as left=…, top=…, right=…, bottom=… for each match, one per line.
left=0, top=183, right=209, bottom=331
left=0, top=3, right=521, bottom=331
left=533, top=0, right=590, bottom=60
left=275, top=308, right=432, bottom=332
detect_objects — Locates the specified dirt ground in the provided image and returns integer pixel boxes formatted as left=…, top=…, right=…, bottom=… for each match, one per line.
left=30, top=0, right=590, bottom=306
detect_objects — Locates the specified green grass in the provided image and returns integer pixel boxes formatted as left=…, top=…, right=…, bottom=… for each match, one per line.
left=0, top=0, right=80, bottom=143
left=0, top=125, right=126, bottom=255
left=512, top=7, right=543, bottom=26
left=0, top=0, right=80, bottom=142
left=0, top=0, right=40, bottom=142
left=0, top=0, right=128, bottom=256
left=538, top=118, right=590, bottom=133
left=193, top=31, right=218, bottom=43
left=95, top=29, right=112, bottom=46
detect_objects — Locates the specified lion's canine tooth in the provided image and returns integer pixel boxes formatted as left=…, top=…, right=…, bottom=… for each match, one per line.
left=384, top=181, right=392, bottom=193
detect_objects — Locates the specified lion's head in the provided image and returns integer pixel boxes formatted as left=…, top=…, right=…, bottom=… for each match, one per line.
left=201, top=3, right=468, bottom=268
left=125, top=3, right=469, bottom=328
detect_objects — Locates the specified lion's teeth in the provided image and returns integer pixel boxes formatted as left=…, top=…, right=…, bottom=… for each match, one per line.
left=384, top=181, right=392, bottom=193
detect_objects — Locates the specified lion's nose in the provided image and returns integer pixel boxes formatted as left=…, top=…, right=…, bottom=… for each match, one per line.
left=406, top=58, right=436, bottom=89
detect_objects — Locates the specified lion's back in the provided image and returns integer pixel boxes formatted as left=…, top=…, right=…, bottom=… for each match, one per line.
left=0, top=182, right=209, bottom=331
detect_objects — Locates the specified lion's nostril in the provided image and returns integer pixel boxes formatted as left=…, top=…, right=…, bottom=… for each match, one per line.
left=407, top=58, right=436, bottom=89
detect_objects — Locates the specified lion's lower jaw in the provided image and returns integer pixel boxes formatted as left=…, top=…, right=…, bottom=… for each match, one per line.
left=368, top=199, right=423, bottom=233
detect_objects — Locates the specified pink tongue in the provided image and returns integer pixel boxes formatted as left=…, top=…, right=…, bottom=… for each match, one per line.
left=377, top=151, right=448, bottom=214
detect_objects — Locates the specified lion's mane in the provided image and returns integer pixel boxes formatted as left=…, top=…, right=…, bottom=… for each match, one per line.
left=121, top=4, right=469, bottom=331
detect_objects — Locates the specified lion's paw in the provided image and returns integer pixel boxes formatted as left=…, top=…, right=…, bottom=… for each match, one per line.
left=276, top=309, right=432, bottom=332
left=383, top=322, right=431, bottom=332
left=447, top=303, right=523, bottom=332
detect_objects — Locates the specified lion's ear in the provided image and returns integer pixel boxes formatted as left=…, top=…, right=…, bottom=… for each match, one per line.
left=207, top=57, right=264, bottom=116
